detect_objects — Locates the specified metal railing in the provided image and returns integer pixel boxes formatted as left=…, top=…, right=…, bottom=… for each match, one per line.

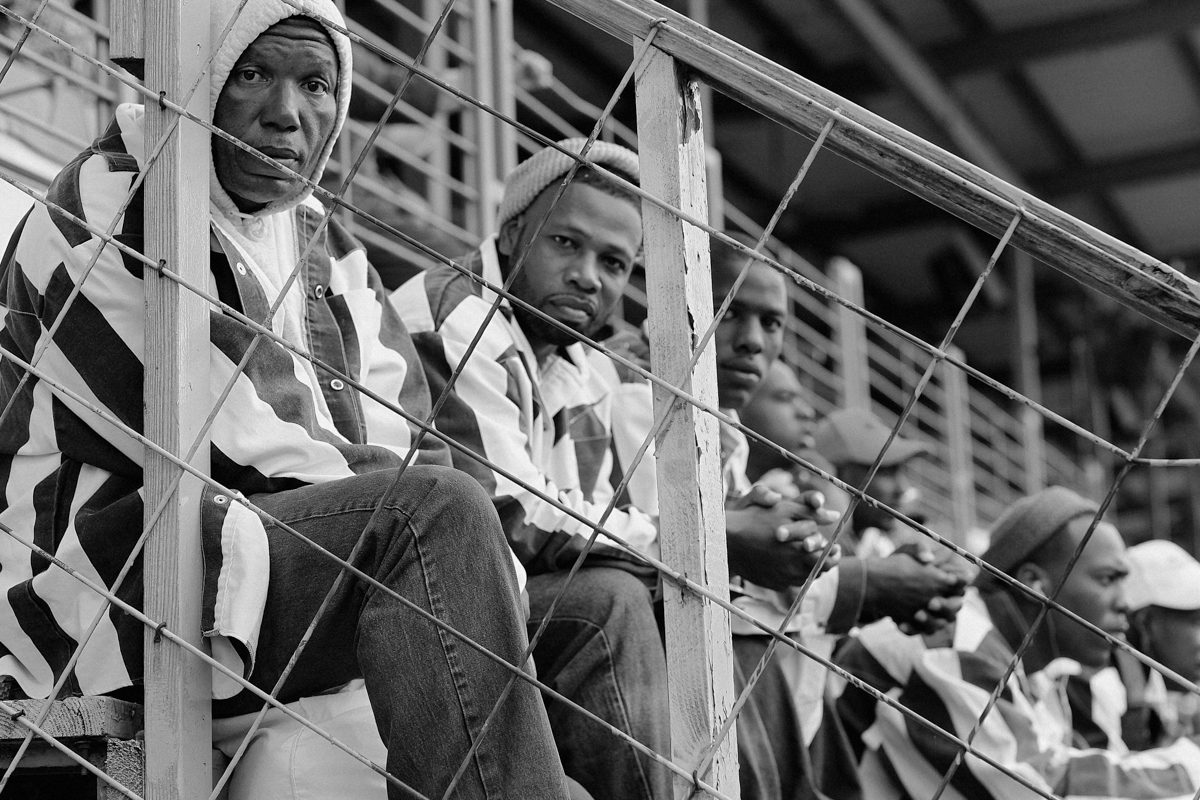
left=0, top=1, right=1196, bottom=800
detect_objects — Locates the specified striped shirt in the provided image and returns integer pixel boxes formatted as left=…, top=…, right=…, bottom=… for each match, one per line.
left=389, top=236, right=659, bottom=575
left=0, top=105, right=448, bottom=699
left=835, top=589, right=1200, bottom=799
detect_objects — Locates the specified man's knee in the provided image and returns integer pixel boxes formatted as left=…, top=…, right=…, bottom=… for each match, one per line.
left=530, top=568, right=657, bottom=644
left=401, top=465, right=513, bottom=567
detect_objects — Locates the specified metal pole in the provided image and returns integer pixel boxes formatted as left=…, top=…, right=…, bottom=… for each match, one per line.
left=830, top=256, right=870, bottom=411
left=943, top=345, right=976, bottom=540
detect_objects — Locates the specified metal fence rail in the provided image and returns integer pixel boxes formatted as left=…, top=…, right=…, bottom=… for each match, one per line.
left=0, top=1, right=1196, bottom=800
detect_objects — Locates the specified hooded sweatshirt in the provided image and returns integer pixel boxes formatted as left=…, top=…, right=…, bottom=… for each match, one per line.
left=0, top=0, right=450, bottom=699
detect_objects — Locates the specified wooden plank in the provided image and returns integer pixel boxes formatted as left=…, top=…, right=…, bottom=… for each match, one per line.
left=0, top=697, right=142, bottom=740
left=109, top=0, right=144, bottom=78
left=142, top=1, right=212, bottom=798
left=635, top=44, right=737, bottom=797
left=544, top=0, right=1200, bottom=339
left=101, top=739, right=145, bottom=800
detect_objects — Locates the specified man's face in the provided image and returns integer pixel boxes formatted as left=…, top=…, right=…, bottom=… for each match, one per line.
left=1140, top=606, right=1200, bottom=686
left=838, top=461, right=911, bottom=533
left=213, top=17, right=338, bottom=212
left=712, top=260, right=786, bottom=410
left=741, top=360, right=815, bottom=457
left=1049, top=518, right=1131, bottom=670
left=499, top=181, right=641, bottom=353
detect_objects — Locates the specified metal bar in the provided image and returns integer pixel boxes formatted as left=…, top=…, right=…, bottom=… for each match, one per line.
left=943, top=345, right=976, bottom=540
left=543, top=0, right=1200, bottom=338
left=468, top=0, right=498, bottom=235
left=1013, top=249, right=1047, bottom=492
left=141, top=0, right=211, bottom=797
left=831, top=257, right=870, bottom=410
left=492, top=0, right=517, bottom=179
left=635, top=42, right=737, bottom=797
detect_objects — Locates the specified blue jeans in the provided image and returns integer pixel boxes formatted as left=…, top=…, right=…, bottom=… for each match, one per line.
left=212, top=466, right=571, bottom=800
left=733, top=636, right=861, bottom=800
left=526, top=568, right=671, bottom=800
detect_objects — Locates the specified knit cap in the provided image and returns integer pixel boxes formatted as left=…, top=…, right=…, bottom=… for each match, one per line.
left=496, top=138, right=639, bottom=231
left=978, top=486, right=1099, bottom=585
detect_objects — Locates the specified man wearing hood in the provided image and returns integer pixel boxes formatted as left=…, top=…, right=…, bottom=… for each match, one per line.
left=0, top=1, right=570, bottom=797
left=835, top=486, right=1200, bottom=799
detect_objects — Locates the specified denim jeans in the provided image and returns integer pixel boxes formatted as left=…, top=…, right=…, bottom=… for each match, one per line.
left=526, top=568, right=671, bottom=800
left=211, top=466, right=571, bottom=800
left=733, top=636, right=861, bottom=800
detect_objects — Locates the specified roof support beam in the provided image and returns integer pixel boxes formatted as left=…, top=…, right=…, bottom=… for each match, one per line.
left=820, top=0, right=1200, bottom=94
left=927, top=0, right=1200, bottom=77
left=822, top=0, right=1045, bottom=486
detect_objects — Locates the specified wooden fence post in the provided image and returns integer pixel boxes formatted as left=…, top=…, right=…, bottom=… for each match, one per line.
left=142, top=1, right=212, bottom=798
left=109, top=0, right=144, bottom=77
left=635, top=44, right=738, bottom=797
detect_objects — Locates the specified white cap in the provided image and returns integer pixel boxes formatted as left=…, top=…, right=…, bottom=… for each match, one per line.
left=1124, top=540, right=1200, bottom=611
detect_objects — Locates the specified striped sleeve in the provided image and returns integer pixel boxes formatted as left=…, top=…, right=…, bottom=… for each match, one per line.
left=836, top=594, right=1200, bottom=800
left=391, top=267, right=658, bottom=575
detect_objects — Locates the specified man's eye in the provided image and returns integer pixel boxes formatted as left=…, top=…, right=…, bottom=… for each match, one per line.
left=236, top=68, right=263, bottom=82
left=551, top=235, right=575, bottom=248
left=303, top=79, right=330, bottom=94
left=602, top=257, right=629, bottom=274
left=763, top=317, right=784, bottom=332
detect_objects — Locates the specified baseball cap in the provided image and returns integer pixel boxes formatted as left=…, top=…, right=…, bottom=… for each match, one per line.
left=813, top=408, right=931, bottom=468
left=1124, top=540, right=1200, bottom=611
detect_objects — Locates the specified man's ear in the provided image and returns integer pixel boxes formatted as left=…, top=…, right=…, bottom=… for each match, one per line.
left=497, top=217, right=522, bottom=257
left=1015, top=562, right=1051, bottom=596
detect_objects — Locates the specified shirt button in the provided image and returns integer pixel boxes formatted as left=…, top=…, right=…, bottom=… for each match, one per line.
left=213, top=494, right=228, bottom=505
left=235, top=263, right=247, bottom=276
left=330, top=379, right=345, bottom=391
left=313, top=284, right=325, bottom=299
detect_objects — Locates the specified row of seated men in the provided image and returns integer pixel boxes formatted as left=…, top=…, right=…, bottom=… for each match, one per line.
left=0, top=0, right=1196, bottom=798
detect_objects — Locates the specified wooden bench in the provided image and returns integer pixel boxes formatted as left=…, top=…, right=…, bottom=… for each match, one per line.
left=0, top=685, right=143, bottom=800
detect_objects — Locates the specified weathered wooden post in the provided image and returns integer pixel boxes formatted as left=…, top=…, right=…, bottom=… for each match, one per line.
left=140, top=0, right=213, bottom=797
left=635, top=44, right=738, bottom=797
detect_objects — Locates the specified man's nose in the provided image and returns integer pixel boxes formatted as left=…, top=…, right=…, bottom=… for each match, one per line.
left=735, top=318, right=764, bottom=353
left=262, top=82, right=302, bottom=130
left=1112, top=581, right=1130, bottom=616
left=566, top=254, right=601, bottom=292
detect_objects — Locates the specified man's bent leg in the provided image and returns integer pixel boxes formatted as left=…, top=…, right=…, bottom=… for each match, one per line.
left=733, top=635, right=807, bottom=800
left=212, top=466, right=569, bottom=800
left=527, top=568, right=671, bottom=800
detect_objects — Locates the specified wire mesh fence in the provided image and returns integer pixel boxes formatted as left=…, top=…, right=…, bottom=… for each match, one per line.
left=0, top=1, right=1197, bottom=800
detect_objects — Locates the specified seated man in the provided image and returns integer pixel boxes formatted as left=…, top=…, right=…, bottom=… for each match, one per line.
left=835, top=486, right=1200, bottom=799
left=813, top=407, right=931, bottom=558
left=739, top=359, right=823, bottom=489
left=1116, top=539, right=1200, bottom=748
left=0, top=1, right=570, bottom=798
left=392, top=139, right=669, bottom=800
left=704, top=239, right=966, bottom=800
